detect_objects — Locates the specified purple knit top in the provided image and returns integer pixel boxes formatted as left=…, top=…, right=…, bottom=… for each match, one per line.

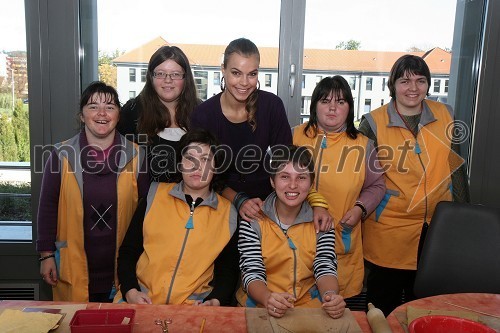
left=190, top=91, right=293, bottom=200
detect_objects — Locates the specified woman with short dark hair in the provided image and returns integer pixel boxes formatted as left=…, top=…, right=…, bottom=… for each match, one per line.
left=115, top=129, right=237, bottom=306
left=37, top=81, right=149, bottom=302
left=358, top=54, right=470, bottom=315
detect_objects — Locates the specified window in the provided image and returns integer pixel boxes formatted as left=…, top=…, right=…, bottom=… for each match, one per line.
left=265, top=74, right=272, bottom=87
left=213, top=72, right=221, bottom=86
left=303, top=0, right=463, bottom=125
left=316, top=75, right=322, bottom=85
left=444, top=79, right=449, bottom=93
left=364, top=99, right=371, bottom=114
left=434, top=79, right=441, bottom=93
left=140, top=69, right=147, bottom=82
left=0, top=1, right=32, bottom=243
left=129, top=91, right=136, bottom=99
left=129, top=68, right=136, bottom=82
left=300, top=97, right=310, bottom=123
left=366, top=77, right=373, bottom=91
left=194, top=70, right=208, bottom=100
left=302, top=75, right=306, bottom=89
left=348, top=77, right=356, bottom=90
left=96, top=0, right=280, bottom=108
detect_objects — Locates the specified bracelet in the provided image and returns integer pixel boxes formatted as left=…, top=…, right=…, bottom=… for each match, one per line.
left=307, top=193, right=325, bottom=201
left=322, top=290, right=337, bottom=299
left=354, top=201, right=367, bottom=219
left=39, top=254, right=55, bottom=262
left=307, top=192, right=329, bottom=210
left=310, top=202, right=329, bottom=209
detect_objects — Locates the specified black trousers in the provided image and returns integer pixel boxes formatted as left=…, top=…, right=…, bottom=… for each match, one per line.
left=89, top=292, right=113, bottom=303
left=365, top=261, right=416, bottom=316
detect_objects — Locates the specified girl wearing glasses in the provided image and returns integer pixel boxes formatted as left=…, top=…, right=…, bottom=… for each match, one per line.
left=117, top=45, right=199, bottom=183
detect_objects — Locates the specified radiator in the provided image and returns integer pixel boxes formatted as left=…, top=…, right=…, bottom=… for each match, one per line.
left=0, top=283, right=39, bottom=300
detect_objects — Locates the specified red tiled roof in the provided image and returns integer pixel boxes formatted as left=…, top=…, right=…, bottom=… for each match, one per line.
left=113, top=36, right=451, bottom=74
left=113, top=36, right=171, bottom=63
left=420, top=47, right=453, bottom=74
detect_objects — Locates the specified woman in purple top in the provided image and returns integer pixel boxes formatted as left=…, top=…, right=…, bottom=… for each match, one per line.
left=37, top=81, right=149, bottom=302
left=191, top=38, right=293, bottom=217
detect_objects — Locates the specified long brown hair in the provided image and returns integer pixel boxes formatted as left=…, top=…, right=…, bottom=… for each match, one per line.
left=137, top=46, right=198, bottom=141
left=222, top=38, right=260, bottom=131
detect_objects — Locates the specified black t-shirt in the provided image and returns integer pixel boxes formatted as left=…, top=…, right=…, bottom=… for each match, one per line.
left=117, top=98, right=180, bottom=183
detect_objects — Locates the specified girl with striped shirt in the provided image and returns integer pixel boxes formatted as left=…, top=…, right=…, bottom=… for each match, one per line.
left=237, top=145, right=346, bottom=319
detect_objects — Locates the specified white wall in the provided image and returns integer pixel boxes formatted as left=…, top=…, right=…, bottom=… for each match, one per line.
left=116, top=65, right=148, bottom=104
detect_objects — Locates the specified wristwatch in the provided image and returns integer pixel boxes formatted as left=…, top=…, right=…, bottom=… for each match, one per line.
left=354, top=201, right=367, bottom=219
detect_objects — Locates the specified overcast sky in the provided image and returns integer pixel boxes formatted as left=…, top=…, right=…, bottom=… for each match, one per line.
left=1, top=0, right=457, bottom=53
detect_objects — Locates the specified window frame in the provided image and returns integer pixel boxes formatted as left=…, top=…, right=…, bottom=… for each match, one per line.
left=366, top=77, right=373, bottom=91
left=129, top=68, right=136, bottom=82
left=17, top=0, right=500, bottom=301
left=265, top=73, right=272, bottom=87
left=213, top=71, right=221, bottom=86
left=433, top=79, right=441, bottom=93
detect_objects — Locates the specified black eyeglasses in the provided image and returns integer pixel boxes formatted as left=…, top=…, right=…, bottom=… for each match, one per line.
left=152, top=72, right=185, bottom=80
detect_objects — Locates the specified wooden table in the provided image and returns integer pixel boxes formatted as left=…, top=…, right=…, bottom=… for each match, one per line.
left=387, top=293, right=500, bottom=332
left=0, top=300, right=372, bottom=332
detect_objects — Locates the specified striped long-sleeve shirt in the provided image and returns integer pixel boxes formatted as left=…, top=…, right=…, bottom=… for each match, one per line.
left=238, top=196, right=337, bottom=292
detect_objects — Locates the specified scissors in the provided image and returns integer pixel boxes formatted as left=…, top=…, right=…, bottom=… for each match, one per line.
left=154, top=318, right=172, bottom=332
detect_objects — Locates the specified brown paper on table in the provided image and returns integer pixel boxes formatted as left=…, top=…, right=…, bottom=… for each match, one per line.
left=246, top=307, right=363, bottom=333
left=0, top=309, right=62, bottom=333
left=0, top=304, right=87, bottom=333
left=406, top=305, right=479, bottom=324
left=393, top=312, right=410, bottom=333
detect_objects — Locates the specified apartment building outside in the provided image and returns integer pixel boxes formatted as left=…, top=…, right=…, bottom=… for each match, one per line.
left=0, top=52, right=28, bottom=99
left=114, top=37, right=451, bottom=121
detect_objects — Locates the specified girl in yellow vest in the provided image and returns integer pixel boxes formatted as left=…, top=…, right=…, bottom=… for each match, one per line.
left=293, top=76, right=386, bottom=302
left=115, top=128, right=238, bottom=305
left=237, top=145, right=346, bottom=319
left=358, top=55, right=470, bottom=315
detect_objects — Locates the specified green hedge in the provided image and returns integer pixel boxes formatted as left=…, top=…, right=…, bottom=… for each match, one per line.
left=0, top=182, right=31, bottom=221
